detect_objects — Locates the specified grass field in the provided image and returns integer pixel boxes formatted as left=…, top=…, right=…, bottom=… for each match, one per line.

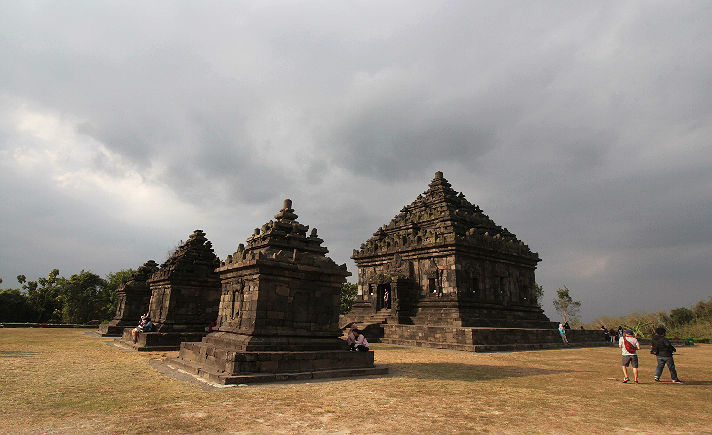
left=1, top=329, right=711, bottom=435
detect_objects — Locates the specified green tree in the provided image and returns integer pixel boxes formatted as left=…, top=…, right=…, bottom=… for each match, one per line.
left=24, top=269, right=63, bottom=323
left=340, top=282, right=358, bottom=315
left=552, top=285, right=581, bottom=324
left=57, top=271, right=109, bottom=324
left=668, top=307, right=695, bottom=327
left=692, top=297, right=712, bottom=322
left=0, top=288, right=35, bottom=322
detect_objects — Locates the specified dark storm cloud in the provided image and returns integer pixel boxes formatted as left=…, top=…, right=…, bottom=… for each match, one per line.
left=1, top=1, right=711, bottom=320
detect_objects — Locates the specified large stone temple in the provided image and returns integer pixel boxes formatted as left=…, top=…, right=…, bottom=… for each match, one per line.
left=172, top=200, right=386, bottom=383
left=346, top=171, right=605, bottom=351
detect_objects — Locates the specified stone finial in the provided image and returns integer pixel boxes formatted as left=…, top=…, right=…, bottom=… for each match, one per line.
left=274, top=198, right=299, bottom=221
left=434, top=171, right=443, bottom=179
left=310, top=228, right=318, bottom=238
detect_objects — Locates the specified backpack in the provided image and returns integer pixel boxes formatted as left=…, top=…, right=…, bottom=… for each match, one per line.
left=623, top=337, right=637, bottom=353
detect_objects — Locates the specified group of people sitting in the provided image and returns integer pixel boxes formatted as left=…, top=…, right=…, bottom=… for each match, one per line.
left=130, top=314, right=154, bottom=343
left=345, top=326, right=370, bottom=351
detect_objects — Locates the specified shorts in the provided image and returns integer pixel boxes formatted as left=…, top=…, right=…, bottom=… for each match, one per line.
left=621, top=355, right=638, bottom=368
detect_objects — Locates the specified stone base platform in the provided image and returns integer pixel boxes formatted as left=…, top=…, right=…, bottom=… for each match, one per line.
left=381, top=324, right=610, bottom=353
left=97, top=324, right=126, bottom=337
left=171, top=341, right=388, bottom=384
left=118, top=329, right=207, bottom=351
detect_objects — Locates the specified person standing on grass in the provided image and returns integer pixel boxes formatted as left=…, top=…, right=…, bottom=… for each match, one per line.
left=558, top=323, right=569, bottom=344
left=651, top=326, right=683, bottom=383
left=620, top=329, right=641, bottom=383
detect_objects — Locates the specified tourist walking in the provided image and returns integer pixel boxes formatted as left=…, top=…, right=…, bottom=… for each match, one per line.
left=558, top=323, right=569, bottom=344
left=651, top=327, right=683, bottom=383
left=620, top=329, right=640, bottom=383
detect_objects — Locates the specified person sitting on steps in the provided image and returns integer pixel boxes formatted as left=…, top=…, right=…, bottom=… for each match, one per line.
left=131, top=314, right=154, bottom=343
left=354, top=329, right=370, bottom=352
left=346, top=325, right=357, bottom=351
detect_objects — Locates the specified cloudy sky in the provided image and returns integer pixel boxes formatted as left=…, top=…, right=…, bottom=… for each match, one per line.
left=1, top=1, right=710, bottom=322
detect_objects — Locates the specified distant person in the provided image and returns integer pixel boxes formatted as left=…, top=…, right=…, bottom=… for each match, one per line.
left=617, top=326, right=624, bottom=341
left=206, top=321, right=215, bottom=333
left=346, top=325, right=357, bottom=351
left=620, top=329, right=641, bottom=384
left=563, top=321, right=571, bottom=330
left=651, top=327, right=683, bottom=383
left=131, top=314, right=154, bottom=343
left=609, top=328, right=617, bottom=343
left=354, top=329, right=370, bottom=352
left=558, top=323, right=569, bottom=344
left=580, top=325, right=585, bottom=330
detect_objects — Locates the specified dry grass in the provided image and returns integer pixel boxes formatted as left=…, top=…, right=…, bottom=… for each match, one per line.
left=1, top=329, right=712, bottom=435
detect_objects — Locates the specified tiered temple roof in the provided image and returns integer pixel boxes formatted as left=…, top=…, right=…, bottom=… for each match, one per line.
left=126, top=260, right=159, bottom=284
left=149, top=230, right=220, bottom=282
left=218, top=199, right=347, bottom=273
left=352, top=171, right=539, bottom=261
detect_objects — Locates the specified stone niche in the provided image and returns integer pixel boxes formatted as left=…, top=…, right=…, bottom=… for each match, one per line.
left=98, top=260, right=159, bottom=337
left=172, top=200, right=387, bottom=383
left=120, top=230, right=221, bottom=351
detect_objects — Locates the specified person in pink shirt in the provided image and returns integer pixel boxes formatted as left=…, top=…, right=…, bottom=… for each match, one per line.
left=354, top=329, right=370, bottom=352
left=346, top=325, right=357, bottom=351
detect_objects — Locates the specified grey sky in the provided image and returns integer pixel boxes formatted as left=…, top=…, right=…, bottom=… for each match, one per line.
left=1, top=1, right=711, bottom=321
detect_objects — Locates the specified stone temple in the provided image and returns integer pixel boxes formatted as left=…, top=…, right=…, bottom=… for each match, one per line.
left=345, top=172, right=605, bottom=351
left=98, top=260, right=159, bottom=337
left=120, top=230, right=222, bottom=351
left=172, top=200, right=387, bottom=383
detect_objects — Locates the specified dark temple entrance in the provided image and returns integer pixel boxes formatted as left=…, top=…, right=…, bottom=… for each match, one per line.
left=377, top=283, right=392, bottom=310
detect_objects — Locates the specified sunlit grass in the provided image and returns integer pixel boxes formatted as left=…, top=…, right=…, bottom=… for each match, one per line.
left=1, top=329, right=711, bottom=434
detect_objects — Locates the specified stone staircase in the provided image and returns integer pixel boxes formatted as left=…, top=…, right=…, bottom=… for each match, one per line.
left=341, top=309, right=394, bottom=342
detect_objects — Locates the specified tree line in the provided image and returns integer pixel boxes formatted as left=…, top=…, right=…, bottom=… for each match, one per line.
left=0, top=269, right=134, bottom=324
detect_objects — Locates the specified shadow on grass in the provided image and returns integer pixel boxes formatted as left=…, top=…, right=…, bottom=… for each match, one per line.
left=666, top=380, right=712, bottom=386
left=0, top=350, right=39, bottom=358
left=389, top=362, right=569, bottom=382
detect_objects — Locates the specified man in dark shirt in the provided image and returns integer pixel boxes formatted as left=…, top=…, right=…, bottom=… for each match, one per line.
left=651, top=327, right=683, bottom=383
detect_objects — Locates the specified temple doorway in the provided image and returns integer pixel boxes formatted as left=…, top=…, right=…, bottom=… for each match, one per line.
left=377, top=283, right=392, bottom=310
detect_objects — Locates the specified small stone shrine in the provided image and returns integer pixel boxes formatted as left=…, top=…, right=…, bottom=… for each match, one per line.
left=346, top=171, right=606, bottom=351
left=120, top=230, right=221, bottom=351
left=98, top=260, right=159, bottom=337
left=172, top=200, right=387, bottom=383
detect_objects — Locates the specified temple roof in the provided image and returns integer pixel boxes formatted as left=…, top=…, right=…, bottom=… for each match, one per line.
left=218, top=199, right=349, bottom=274
left=352, top=171, right=539, bottom=261
left=149, top=230, right=220, bottom=281
left=131, top=260, right=159, bottom=281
